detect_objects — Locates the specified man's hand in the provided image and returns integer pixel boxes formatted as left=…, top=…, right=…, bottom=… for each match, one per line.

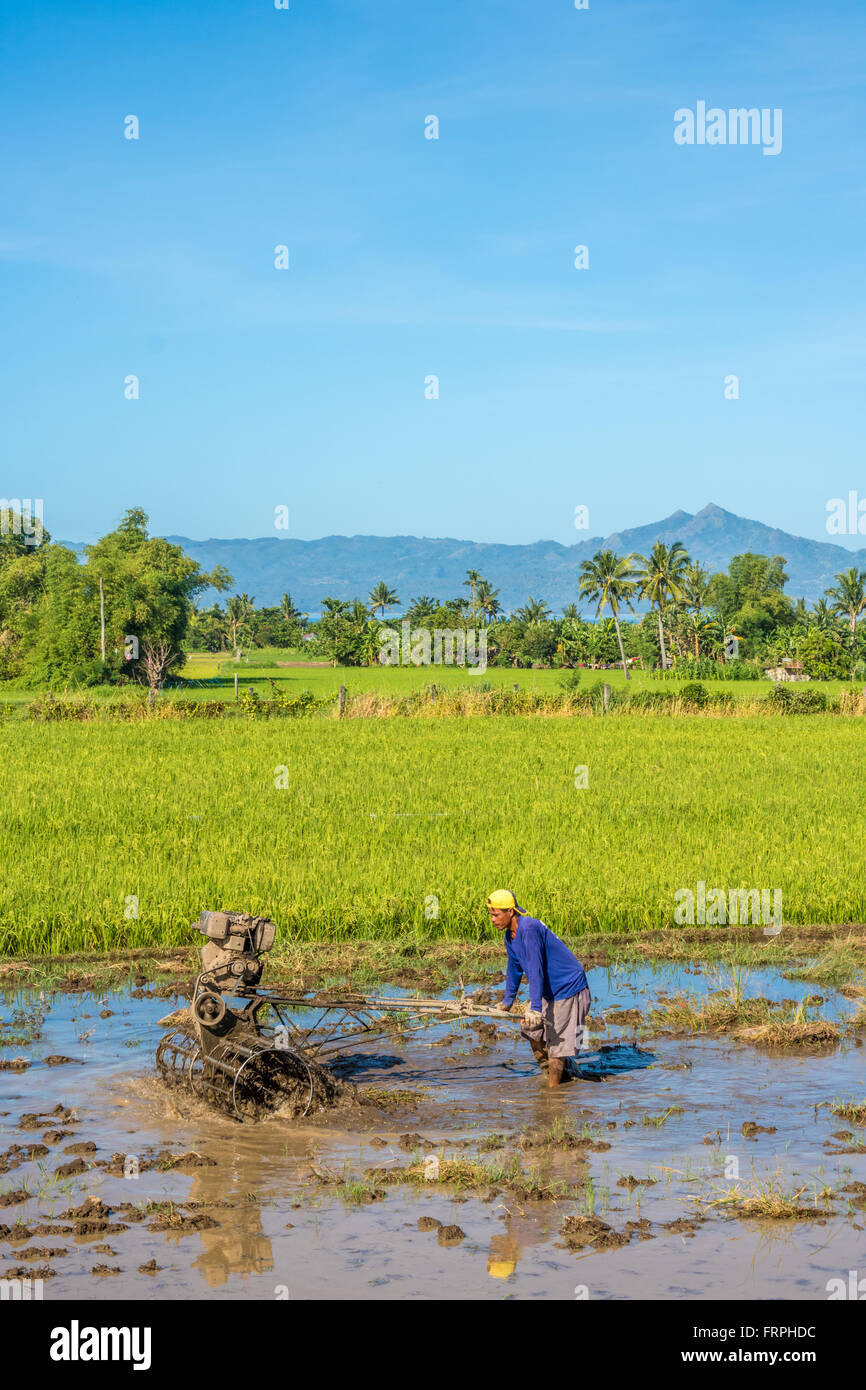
left=524, top=1008, right=543, bottom=1029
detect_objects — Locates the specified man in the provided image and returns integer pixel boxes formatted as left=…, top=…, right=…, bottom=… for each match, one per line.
left=487, top=889, right=591, bottom=1087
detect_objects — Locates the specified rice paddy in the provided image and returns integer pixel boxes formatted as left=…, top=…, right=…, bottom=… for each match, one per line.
left=2, top=713, right=865, bottom=954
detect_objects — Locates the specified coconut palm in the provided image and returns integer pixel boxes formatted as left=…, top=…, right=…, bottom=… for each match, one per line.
left=809, top=597, right=838, bottom=631
left=633, top=541, right=690, bottom=670
left=320, top=597, right=350, bottom=620
left=826, top=567, right=866, bottom=638
left=348, top=598, right=371, bottom=627
left=368, top=581, right=399, bottom=619
left=514, top=597, right=551, bottom=625
left=280, top=592, right=307, bottom=626
left=225, top=593, right=254, bottom=650
left=683, top=561, right=711, bottom=613
left=476, top=580, right=502, bottom=624
left=578, top=549, right=638, bottom=679
left=406, top=595, right=438, bottom=623
left=683, top=610, right=711, bottom=659
left=464, top=569, right=483, bottom=623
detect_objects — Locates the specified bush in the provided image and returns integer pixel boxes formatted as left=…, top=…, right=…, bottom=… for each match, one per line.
left=766, top=684, right=828, bottom=713
left=679, top=681, right=709, bottom=707
left=557, top=670, right=582, bottom=694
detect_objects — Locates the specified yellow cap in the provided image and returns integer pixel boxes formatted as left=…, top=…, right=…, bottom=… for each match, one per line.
left=487, top=889, right=517, bottom=911
left=487, top=1257, right=516, bottom=1279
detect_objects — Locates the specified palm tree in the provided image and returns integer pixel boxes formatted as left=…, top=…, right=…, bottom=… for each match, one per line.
left=562, top=603, right=581, bottom=623
left=476, top=580, right=502, bottom=624
left=809, top=597, right=837, bottom=631
left=280, top=592, right=307, bottom=625
left=826, top=567, right=866, bottom=639
left=406, top=595, right=438, bottom=623
left=320, top=597, right=350, bottom=621
left=633, top=541, right=690, bottom=670
left=348, top=598, right=371, bottom=627
left=578, top=549, right=638, bottom=679
left=514, top=597, right=551, bottom=625
left=683, top=561, right=711, bottom=613
left=369, top=581, right=399, bottom=619
left=464, top=569, right=483, bottom=623
left=226, top=593, right=254, bottom=651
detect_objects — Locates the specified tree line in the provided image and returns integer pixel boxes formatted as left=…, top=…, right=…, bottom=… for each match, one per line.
left=1, top=507, right=864, bottom=687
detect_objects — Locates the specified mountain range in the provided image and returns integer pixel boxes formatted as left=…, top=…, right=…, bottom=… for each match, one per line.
left=62, top=504, right=866, bottom=614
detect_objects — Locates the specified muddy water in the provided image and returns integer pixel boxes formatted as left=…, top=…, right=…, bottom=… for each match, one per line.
left=1, top=963, right=864, bottom=1301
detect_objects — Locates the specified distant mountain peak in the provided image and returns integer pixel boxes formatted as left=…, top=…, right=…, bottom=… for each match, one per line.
left=65, top=506, right=866, bottom=612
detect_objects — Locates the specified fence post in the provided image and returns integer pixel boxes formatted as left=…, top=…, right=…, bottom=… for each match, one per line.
left=430, top=684, right=437, bottom=701
left=338, top=685, right=346, bottom=718
left=513, top=683, right=519, bottom=693
left=603, top=682, right=611, bottom=714
left=234, top=673, right=238, bottom=700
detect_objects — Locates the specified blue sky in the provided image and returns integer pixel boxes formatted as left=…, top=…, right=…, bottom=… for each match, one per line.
left=1, top=0, right=864, bottom=548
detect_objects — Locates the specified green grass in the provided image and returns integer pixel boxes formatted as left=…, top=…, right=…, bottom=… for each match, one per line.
left=0, top=648, right=855, bottom=707
left=2, top=715, right=866, bottom=952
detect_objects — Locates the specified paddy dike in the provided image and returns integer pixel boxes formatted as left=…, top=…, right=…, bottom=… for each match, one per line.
left=1, top=959, right=865, bottom=1300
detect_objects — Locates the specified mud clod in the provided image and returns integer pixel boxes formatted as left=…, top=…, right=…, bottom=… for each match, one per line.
left=56, top=1158, right=89, bottom=1178
left=0, top=1058, right=30, bottom=1072
left=0, top=1190, right=29, bottom=1207
left=147, top=1209, right=219, bottom=1233
left=605, top=1008, right=642, bottom=1025
left=20, top=1105, right=76, bottom=1129
left=561, top=1215, right=629, bottom=1251
left=63, top=1142, right=97, bottom=1156
left=397, top=1133, right=427, bottom=1152
left=13, top=1245, right=67, bottom=1260
left=91, top=1264, right=121, bottom=1276
left=623, top=1219, right=654, bottom=1241
left=741, top=1121, right=777, bottom=1139
left=437, top=1224, right=465, bottom=1246
left=617, top=1175, right=658, bottom=1189
left=153, top=1150, right=217, bottom=1171
left=60, top=1197, right=111, bottom=1221
left=139, top=1259, right=162, bottom=1274
left=417, top=1216, right=442, bottom=1232
left=662, top=1216, right=706, bottom=1237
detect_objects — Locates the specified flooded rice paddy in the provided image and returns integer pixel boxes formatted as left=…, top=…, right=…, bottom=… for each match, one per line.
left=1, top=960, right=864, bottom=1300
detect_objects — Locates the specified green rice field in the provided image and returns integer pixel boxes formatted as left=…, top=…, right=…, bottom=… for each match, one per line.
left=3, top=714, right=864, bottom=954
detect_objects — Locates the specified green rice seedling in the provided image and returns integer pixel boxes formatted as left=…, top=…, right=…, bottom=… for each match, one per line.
left=700, top=1175, right=834, bottom=1220
left=830, top=1098, right=866, bottom=1125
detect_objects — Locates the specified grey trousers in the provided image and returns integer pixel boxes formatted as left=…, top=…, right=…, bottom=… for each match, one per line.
left=520, top=988, right=592, bottom=1058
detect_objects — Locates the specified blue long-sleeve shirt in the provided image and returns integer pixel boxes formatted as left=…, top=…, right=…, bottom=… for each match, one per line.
left=503, top=916, right=589, bottom=1012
